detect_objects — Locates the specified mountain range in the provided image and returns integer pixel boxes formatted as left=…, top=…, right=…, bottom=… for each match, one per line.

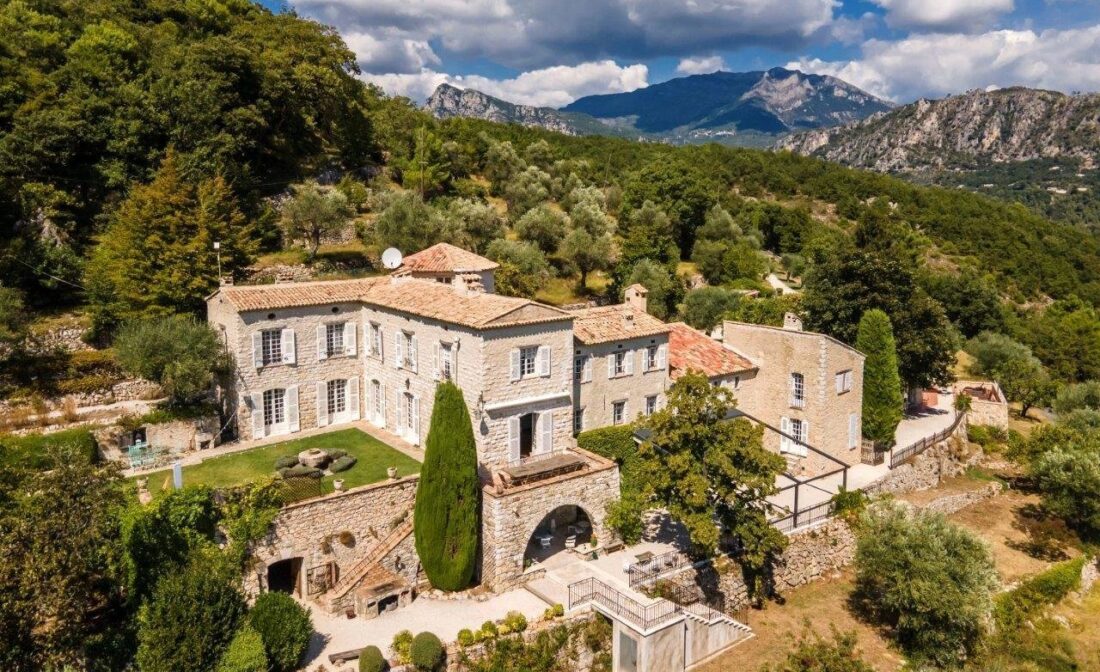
left=425, top=68, right=892, bottom=146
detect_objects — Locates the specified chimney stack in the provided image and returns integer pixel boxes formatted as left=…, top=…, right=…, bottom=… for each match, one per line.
left=783, top=312, right=803, bottom=331
left=624, top=284, right=648, bottom=314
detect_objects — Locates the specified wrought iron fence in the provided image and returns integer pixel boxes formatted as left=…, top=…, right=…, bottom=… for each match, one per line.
left=626, top=549, right=694, bottom=588
left=889, top=412, right=964, bottom=469
left=768, top=498, right=837, bottom=535
left=568, top=577, right=681, bottom=631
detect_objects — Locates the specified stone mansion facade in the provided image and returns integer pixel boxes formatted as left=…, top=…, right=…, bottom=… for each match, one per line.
left=207, top=243, right=865, bottom=589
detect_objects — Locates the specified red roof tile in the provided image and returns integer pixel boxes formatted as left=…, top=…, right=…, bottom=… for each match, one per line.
left=398, top=243, right=498, bottom=273
left=667, top=322, right=756, bottom=379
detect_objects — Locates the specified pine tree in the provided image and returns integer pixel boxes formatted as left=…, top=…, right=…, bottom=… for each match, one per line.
left=413, top=381, right=480, bottom=591
left=856, top=309, right=904, bottom=446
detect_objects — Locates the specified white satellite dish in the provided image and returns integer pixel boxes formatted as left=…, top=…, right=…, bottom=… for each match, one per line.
left=381, top=247, right=403, bottom=270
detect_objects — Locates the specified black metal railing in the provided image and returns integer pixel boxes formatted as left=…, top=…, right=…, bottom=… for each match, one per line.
left=568, top=577, right=681, bottom=631
left=768, top=498, right=837, bottom=534
left=626, top=550, right=694, bottom=588
left=889, top=412, right=963, bottom=469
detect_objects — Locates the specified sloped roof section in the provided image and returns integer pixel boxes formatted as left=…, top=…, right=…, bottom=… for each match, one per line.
left=214, top=278, right=382, bottom=313
left=572, top=305, right=671, bottom=345
left=398, top=243, right=499, bottom=273
left=667, top=322, right=756, bottom=379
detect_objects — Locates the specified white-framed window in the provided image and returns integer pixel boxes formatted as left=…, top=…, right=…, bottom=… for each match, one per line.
left=790, top=372, right=805, bottom=408
left=261, top=329, right=282, bottom=366
left=780, top=416, right=809, bottom=456
left=645, top=345, right=659, bottom=371
left=263, top=388, right=286, bottom=427
left=325, top=323, right=344, bottom=357
left=835, top=370, right=853, bottom=394
left=438, top=342, right=453, bottom=380
left=613, top=351, right=629, bottom=377
left=371, top=379, right=383, bottom=422
left=520, top=346, right=538, bottom=377
left=327, top=379, right=347, bottom=416
left=403, top=332, right=416, bottom=369
left=645, top=395, right=658, bottom=416
left=574, top=354, right=593, bottom=383
left=573, top=408, right=585, bottom=434
left=369, top=323, right=382, bottom=358
left=612, top=400, right=627, bottom=425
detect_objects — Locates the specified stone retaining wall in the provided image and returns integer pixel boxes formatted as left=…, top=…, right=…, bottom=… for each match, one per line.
left=919, top=482, right=1003, bottom=516
left=864, top=432, right=978, bottom=497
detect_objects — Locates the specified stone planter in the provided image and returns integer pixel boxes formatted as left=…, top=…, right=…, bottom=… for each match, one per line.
left=298, top=448, right=330, bottom=468
left=333, top=478, right=345, bottom=492
left=387, top=466, right=398, bottom=479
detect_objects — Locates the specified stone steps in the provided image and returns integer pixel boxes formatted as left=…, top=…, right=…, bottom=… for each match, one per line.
left=525, top=576, right=569, bottom=609
left=324, top=518, right=413, bottom=609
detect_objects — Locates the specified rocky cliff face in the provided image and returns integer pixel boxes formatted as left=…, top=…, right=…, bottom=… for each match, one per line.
left=425, top=84, right=585, bottom=136
left=778, top=88, right=1100, bottom=172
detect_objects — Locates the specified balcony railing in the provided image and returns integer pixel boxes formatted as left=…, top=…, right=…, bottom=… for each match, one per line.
left=890, top=411, right=963, bottom=469
left=627, top=549, right=694, bottom=588
left=568, top=577, right=681, bottom=632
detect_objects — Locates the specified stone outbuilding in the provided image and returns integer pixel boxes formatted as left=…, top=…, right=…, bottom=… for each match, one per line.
left=954, top=379, right=1009, bottom=430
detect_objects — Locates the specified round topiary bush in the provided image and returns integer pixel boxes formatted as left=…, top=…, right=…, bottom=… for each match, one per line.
left=329, top=449, right=348, bottom=460
left=409, top=632, right=444, bottom=671
left=456, top=628, right=475, bottom=648
left=278, top=465, right=323, bottom=479
left=248, top=592, right=314, bottom=672
left=274, top=455, right=299, bottom=470
left=330, top=455, right=357, bottom=473
left=358, top=645, right=386, bottom=672
left=503, top=610, right=527, bottom=633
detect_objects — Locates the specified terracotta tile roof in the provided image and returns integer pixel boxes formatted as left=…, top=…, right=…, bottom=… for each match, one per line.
left=398, top=243, right=499, bottom=273
left=571, top=305, right=671, bottom=345
left=667, top=322, right=756, bottom=379
left=213, top=277, right=571, bottom=330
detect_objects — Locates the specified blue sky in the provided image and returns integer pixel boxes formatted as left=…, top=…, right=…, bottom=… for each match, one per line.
left=260, top=0, right=1100, bottom=107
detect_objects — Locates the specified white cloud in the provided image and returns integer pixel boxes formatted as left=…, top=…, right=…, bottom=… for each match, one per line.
left=676, top=56, right=727, bottom=75
left=789, top=25, right=1100, bottom=101
left=291, top=0, right=841, bottom=70
left=365, top=60, right=650, bottom=107
left=343, top=32, right=440, bottom=74
left=870, top=0, right=1014, bottom=32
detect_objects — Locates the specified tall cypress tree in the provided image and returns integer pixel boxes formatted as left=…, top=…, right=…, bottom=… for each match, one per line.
left=413, top=381, right=480, bottom=591
left=857, top=309, right=904, bottom=446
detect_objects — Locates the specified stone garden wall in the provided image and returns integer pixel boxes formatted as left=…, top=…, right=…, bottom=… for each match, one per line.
left=863, top=431, right=978, bottom=497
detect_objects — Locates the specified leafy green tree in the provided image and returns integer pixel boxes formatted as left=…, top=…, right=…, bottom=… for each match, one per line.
left=681, top=287, right=741, bottom=332
left=0, top=445, right=130, bottom=672
left=481, top=138, right=523, bottom=194
left=854, top=502, right=997, bottom=668
left=966, top=332, right=1054, bottom=417
left=727, top=295, right=803, bottom=327
left=1034, top=446, right=1100, bottom=535
left=1052, top=380, right=1100, bottom=416
left=114, top=315, right=233, bottom=406
left=280, top=181, right=352, bottom=262
left=626, top=259, right=681, bottom=321
left=85, top=155, right=256, bottom=334
left=621, top=159, right=718, bottom=258
left=618, top=200, right=679, bottom=268
left=514, top=204, right=568, bottom=254
left=414, top=382, right=480, bottom=591
left=136, top=548, right=247, bottom=672
left=638, top=373, right=786, bottom=570
left=780, top=253, right=806, bottom=282
left=569, top=197, right=614, bottom=237
left=605, top=494, right=646, bottom=545
left=217, top=624, right=268, bottom=672
left=1018, top=297, right=1100, bottom=383
left=560, top=228, right=611, bottom=290
left=764, top=628, right=874, bottom=672
left=485, top=239, right=549, bottom=298
left=522, top=139, right=555, bottom=169
left=371, top=192, right=447, bottom=254
left=504, top=165, right=552, bottom=218
left=400, top=127, right=450, bottom=198
left=248, top=592, right=313, bottom=672
left=920, top=269, right=1005, bottom=338
left=856, top=310, right=904, bottom=446
left=443, top=198, right=505, bottom=253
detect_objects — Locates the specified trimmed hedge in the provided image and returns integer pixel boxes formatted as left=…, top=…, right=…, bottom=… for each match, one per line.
left=217, top=623, right=268, bottom=672
left=409, top=632, right=444, bottom=671
left=358, top=645, right=386, bottom=672
left=249, top=592, right=313, bottom=672
left=577, top=425, right=640, bottom=493
left=278, top=465, right=323, bottom=479
left=0, top=426, right=98, bottom=469
left=274, top=455, right=299, bottom=470
left=330, top=455, right=357, bottom=472
left=329, top=449, right=348, bottom=460
left=994, top=556, right=1087, bottom=630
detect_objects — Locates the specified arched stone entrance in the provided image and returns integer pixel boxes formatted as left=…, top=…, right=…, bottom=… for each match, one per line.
left=267, top=557, right=303, bottom=596
left=523, top=505, right=594, bottom=570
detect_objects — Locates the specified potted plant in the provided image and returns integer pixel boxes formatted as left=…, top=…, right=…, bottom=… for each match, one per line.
left=333, top=478, right=345, bottom=491
left=387, top=466, right=398, bottom=479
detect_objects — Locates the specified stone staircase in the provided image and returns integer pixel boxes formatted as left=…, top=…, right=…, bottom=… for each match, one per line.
left=323, top=519, right=414, bottom=612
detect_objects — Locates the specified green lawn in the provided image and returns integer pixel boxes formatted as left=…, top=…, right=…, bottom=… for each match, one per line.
left=141, top=428, right=420, bottom=494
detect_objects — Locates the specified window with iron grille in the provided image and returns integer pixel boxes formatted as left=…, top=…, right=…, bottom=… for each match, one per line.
left=261, top=330, right=282, bottom=366
left=520, top=346, right=538, bottom=377
left=326, top=323, right=345, bottom=357
left=263, top=388, right=285, bottom=426
left=573, top=408, right=585, bottom=434
left=327, top=379, right=347, bottom=415
left=790, top=372, right=805, bottom=408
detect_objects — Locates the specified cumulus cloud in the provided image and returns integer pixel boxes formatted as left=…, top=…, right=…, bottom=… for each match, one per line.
left=676, top=56, right=728, bottom=75
left=291, top=0, right=840, bottom=70
left=870, top=0, right=1014, bottom=32
left=789, top=25, right=1100, bottom=101
left=365, top=60, right=650, bottom=107
left=343, top=32, right=440, bottom=74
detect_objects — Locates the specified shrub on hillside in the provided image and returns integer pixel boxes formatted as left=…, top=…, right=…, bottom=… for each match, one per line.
left=410, top=632, right=444, bottom=671
left=391, top=630, right=414, bottom=664
left=503, top=611, right=528, bottom=633
left=248, top=592, right=313, bottom=672
left=114, top=314, right=233, bottom=406
left=217, top=624, right=268, bottom=672
left=994, top=557, right=1086, bottom=630
left=0, top=427, right=98, bottom=470
left=330, top=455, right=357, bottom=472
left=413, top=382, right=479, bottom=591
left=1032, top=446, right=1100, bottom=535
left=854, top=502, right=997, bottom=667
left=764, top=627, right=874, bottom=672
left=358, top=645, right=386, bottom=672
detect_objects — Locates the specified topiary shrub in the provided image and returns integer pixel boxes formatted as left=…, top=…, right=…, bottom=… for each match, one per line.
left=391, top=630, right=414, bottom=664
left=248, top=592, right=313, bottom=672
left=503, top=611, right=528, bottom=633
left=329, top=449, right=348, bottom=460
left=278, top=465, right=323, bottom=479
left=414, top=382, right=480, bottom=591
left=409, top=632, right=444, bottom=671
left=330, top=455, right=357, bottom=473
left=274, top=455, right=299, bottom=470
left=217, top=623, right=268, bottom=672
left=456, top=628, right=476, bottom=648
left=856, top=309, right=903, bottom=446
left=479, top=620, right=498, bottom=640
left=358, top=645, right=386, bottom=672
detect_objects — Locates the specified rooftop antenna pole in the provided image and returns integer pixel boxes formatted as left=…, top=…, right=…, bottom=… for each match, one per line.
left=214, top=241, right=222, bottom=281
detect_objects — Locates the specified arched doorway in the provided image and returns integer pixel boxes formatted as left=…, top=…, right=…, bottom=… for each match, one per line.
left=524, top=505, right=593, bottom=571
left=267, top=557, right=303, bottom=596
